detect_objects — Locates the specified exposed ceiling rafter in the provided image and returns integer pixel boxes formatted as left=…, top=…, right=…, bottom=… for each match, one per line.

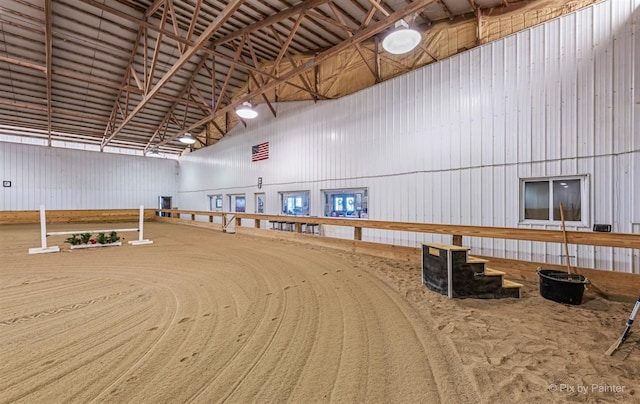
left=1, top=0, right=600, bottom=154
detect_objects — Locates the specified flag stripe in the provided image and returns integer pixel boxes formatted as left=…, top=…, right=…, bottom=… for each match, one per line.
left=251, top=142, right=269, bottom=162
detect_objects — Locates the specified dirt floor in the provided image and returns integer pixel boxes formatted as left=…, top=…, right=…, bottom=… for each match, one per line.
left=0, top=222, right=638, bottom=403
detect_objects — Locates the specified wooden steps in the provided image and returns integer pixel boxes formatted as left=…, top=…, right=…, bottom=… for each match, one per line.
left=483, top=267, right=506, bottom=276
left=422, top=244, right=523, bottom=299
left=467, top=256, right=489, bottom=264
left=503, top=279, right=524, bottom=289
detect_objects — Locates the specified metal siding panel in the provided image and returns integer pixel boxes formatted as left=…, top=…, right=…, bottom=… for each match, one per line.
left=545, top=20, right=562, bottom=164
left=459, top=167, right=471, bottom=228
left=480, top=167, right=493, bottom=254
left=503, top=36, right=518, bottom=166
left=0, top=142, right=178, bottom=210
left=172, top=0, right=637, bottom=272
left=594, top=2, right=614, bottom=158
left=530, top=25, right=547, bottom=167
left=478, top=47, right=491, bottom=168
left=449, top=57, right=461, bottom=170
left=612, top=1, right=635, bottom=155
left=516, top=30, right=532, bottom=168
left=491, top=42, right=506, bottom=166
left=560, top=12, right=579, bottom=166
left=505, top=165, right=520, bottom=259
left=576, top=7, right=596, bottom=160
left=448, top=169, right=459, bottom=226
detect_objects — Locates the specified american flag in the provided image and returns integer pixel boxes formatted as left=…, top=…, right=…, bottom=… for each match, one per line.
left=251, top=142, right=269, bottom=162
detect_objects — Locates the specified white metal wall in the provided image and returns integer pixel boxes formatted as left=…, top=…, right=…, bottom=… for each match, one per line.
left=0, top=142, right=178, bottom=210
left=178, top=0, right=639, bottom=273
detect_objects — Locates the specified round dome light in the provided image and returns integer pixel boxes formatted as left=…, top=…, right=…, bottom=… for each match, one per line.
left=178, top=133, right=196, bottom=145
left=382, top=20, right=421, bottom=55
left=236, top=102, right=258, bottom=119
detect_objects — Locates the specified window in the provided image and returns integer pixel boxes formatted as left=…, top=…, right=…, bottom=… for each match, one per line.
left=323, top=188, right=368, bottom=218
left=235, top=196, right=246, bottom=212
left=255, top=193, right=265, bottom=214
left=521, top=176, right=588, bottom=225
left=209, top=195, right=223, bottom=211
left=279, top=191, right=310, bottom=216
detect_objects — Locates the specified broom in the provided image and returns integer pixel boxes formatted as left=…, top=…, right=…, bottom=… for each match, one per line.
left=559, top=204, right=608, bottom=298
left=605, top=296, right=640, bottom=355
left=559, top=204, right=572, bottom=274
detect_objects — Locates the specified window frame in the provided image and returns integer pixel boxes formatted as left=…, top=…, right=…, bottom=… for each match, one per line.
left=321, top=187, right=368, bottom=219
left=278, top=190, right=310, bottom=216
left=519, top=175, right=590, bottom=227
left=208, top=194, right=223, bottom=211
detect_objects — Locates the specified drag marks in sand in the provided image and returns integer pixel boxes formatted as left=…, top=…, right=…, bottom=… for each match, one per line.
left=0, top=223, right=479, bottom=403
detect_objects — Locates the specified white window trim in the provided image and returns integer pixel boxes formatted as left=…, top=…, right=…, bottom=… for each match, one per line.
left=321, top=187, right=369, bottom=219
left=519, top=175, right=590, bottom=228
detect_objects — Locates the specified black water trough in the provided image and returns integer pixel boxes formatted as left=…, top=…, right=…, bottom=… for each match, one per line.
left=537, top=269, right=588, bottom=305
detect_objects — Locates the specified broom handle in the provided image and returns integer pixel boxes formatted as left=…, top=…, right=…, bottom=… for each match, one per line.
left=621, top=296, right=640, bottom=343
left=559, top=203, right=572, bottom=274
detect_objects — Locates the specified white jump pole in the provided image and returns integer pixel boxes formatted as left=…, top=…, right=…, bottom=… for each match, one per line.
left=128, top=205, right=153, bottom=246
left=29, top=205, right=152, bottom=254
left=28, top=205, right=60, bottom=254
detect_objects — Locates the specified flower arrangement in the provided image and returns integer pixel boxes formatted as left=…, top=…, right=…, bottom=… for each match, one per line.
left=65, top=231, right=120, bottom=247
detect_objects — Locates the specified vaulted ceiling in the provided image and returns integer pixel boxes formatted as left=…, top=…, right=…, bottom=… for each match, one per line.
left=0, top=0, right=598, bottom=155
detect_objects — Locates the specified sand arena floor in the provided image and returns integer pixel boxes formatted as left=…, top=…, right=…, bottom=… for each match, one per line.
left=0, top=222, right=638, bottom=403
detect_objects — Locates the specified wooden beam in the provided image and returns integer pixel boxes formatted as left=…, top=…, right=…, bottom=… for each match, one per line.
left=212, top=0, right=331, bottom=46
left=0, top=55, right=46, bottom=72
left=145, top=0, right=166, bottom=17
left=185, top=0, right=202, bottom=43
left=144, top=51, right=210, bottom=151
left=103, top=0, right=245, bottom=147
left=268, top=25, right=317, bottom=97
left=169, top=0, right=439, bottom=144
left=211, top=50, right=328, bottom=99
left=437, top=0, right=454, bottom=20
left=146, top=5, right=169, bottom=94
left=155, top=209, right=640, bottom=249
left=101, top=28, right=144, bottom=149
left=213, top=37, right=245, bottom=113
left=167, top=0, right=185, bottom=54
left=366, top=0, right=390, bottom=17
left=44, top=0, right=53, bottom=146
left=305, top=9, right=355, bottom=34
left=152, top=212, right=640, bottom=298
left=329, top=2, right=378, bottom=81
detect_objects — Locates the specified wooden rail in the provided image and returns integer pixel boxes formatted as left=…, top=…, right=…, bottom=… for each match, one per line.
left=157, top=209, right=640, bottom=297
left=1, top=207, right=636, bottom=295
left=156, top=209, right=640, bottom=250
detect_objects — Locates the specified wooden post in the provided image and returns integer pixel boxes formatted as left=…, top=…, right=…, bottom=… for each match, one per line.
left=191, top=213, right=195, bottom=221
left=354, top=226, right=362, bottom=241
left=209, top=215, right=213, bottom=223
left=235, top=216, right=241, bottom=227
left=295, top=222, right=302, bottom=233
left=452, top=235, right=462, bottom=246
left=255, top=219, right=261, bottom=229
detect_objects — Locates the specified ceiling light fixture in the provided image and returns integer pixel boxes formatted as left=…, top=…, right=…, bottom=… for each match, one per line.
left=236, top=102, right=258, bottom=119
left=382, top=19, right=421, bottom=55
left=178, top=132, right=196, bottom=145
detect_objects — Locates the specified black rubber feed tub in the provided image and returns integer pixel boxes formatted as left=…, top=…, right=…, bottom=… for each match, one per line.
left=537, top=269, right=588, bottom=305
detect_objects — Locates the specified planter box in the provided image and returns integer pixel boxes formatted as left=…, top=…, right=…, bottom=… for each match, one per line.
left=70, top=242, right=122, bottom=250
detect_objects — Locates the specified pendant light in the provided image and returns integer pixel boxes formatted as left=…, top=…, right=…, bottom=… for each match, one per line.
left=178, top=132, right=196, bottom=145
left=382, top=19, right=421, bottom=55
left=236, top=102, right=258, bottom=119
